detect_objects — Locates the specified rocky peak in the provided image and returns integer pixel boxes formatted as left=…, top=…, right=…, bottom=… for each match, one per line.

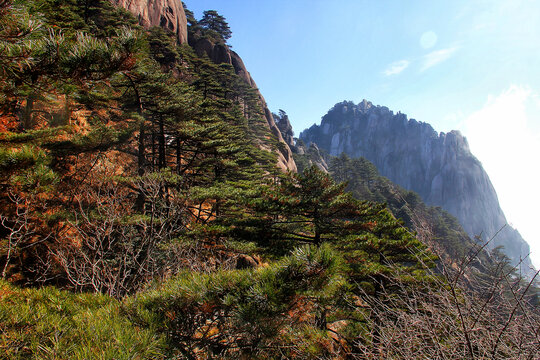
left=274, top=111, right=295, bottom=149
left=293, top=140, right=329, bottom=173
left=300, top=100, right=533, bottom=273
left=358, top=99, right=373, bottom=112
left=111, top=0, right=188, bottom=44
left=441, top=130, right=471, bottom=154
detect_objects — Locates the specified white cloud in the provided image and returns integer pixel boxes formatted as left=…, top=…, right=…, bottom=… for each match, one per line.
left=421, top=47, right=459, bottom=71
left=383, top=60, right=410, bottom=76
left=459, top=85, right=540, bottom=268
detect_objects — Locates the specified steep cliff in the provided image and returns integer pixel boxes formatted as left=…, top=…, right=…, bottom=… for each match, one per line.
left=111, top=0, right=188, bottom=44
left=273, top=111, right=295, bottom=149
left=191, top=37, right=296, bottom=172
left=300, top=100, right=532, bottom=270
left=293, top=141, right=329, bottom=173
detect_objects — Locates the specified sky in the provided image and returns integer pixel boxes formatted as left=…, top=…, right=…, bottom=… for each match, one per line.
left=184, top=0, right=540, bottom=268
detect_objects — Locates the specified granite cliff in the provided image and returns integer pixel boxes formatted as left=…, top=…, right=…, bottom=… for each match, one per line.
left=111, top=0, right=188, bottom=44
left=300, top=100, right=532, bottom=271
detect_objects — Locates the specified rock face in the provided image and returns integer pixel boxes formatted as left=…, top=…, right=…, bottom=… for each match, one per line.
left=273, top=112, right=295, bottom=149
left=192, top=38, right=296, bottom=172
left=300, top=100, right=532, bottom=270
left=293, top=142, right=329, bottom=173
left=111, top=0, right=188, bottom=44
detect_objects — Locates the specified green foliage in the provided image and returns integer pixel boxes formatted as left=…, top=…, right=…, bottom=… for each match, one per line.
left=250, top=166, right=367, bottom=247
left=0, top=145, right=58, bottom=190
left=0, top=145, right=42, bottom=169
left=0, top=1, right=536, bottom=358
left=125, top=244, right=346, bottom=358
left=0, top=280, right=166, bottom=359
left=328, top=153, right=479, bottom=261
left=24, top=0, right=138, bottom=38
left=1, top=0, right=285, bottom=290
left=199, top=10, right=232, bottom=42
left=44, top=123, right=135, bottom=156
left=147, top=26, right=180, bottom=66
left=0, top=127, right=70, bottom=144
left=57, top=27, right=141, bottom=81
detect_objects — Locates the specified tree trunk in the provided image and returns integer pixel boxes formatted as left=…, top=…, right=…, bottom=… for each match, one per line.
left=22, top=92, right=36, bottom=129
left=159, top=116, right=166, bottom=169
left=124, top=73, right=146, bottom=212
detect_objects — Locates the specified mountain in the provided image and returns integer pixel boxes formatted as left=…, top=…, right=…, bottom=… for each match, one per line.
left=1, top=1, right=538, bottom=358
left=289, top=127, right=486, bottom=271
left=300, top=100, right=532, bottom=271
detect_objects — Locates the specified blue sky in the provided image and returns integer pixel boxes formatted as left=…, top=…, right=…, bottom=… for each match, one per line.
left=184, top=0, right=540, bottom=268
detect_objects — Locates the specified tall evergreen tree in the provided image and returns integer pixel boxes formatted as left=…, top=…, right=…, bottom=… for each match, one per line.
left=199, top=10, right=232, bottom=42
left=251, top=166, right=365, bottom=247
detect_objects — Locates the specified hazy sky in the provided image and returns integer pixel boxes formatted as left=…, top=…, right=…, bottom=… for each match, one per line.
left=184, top=0, right=540, bottom=268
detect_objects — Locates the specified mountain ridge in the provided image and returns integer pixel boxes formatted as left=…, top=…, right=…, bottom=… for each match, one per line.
left=299, top=100, right=533, bottom=272
left=1, top=1, right=538, bottom=357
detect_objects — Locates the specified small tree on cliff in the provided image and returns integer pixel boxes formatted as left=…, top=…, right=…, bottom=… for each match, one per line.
left=199, top=10, right=232, bottom=42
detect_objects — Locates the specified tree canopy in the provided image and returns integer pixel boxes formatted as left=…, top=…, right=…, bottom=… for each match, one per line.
left=199, top=10, right=232, bottom=41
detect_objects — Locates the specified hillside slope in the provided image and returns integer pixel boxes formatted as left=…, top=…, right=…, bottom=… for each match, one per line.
left=1, top=2, right=538, bottom=359
left=112, top=0, right=295, bottom=171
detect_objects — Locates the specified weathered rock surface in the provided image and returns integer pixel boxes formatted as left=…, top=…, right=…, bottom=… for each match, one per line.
left=300, top=100, right=532, bottom=271
left=273, top=112, right=295, bottom=149
left=111, top=0, right=188, bottom=44
left=293, top=141, right=329, bottom=173
left=192, top=38, right=296, bottom=172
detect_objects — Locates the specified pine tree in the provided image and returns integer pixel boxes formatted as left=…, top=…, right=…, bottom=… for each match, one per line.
left=199, top=10, right=232, bottom=42
left=252, top=166, right=366, bottom=247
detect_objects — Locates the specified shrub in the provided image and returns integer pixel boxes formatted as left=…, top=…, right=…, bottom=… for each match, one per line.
left=0, top=280, right=166, bottom=359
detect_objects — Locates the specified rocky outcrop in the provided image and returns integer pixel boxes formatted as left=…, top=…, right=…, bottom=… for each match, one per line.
left=300, top=100, right=533, bottom=271
left=111, top=0, right=188, bottom=44
left=293, top=141, right=329, bottom=173
left=273, top=112, right=295, bottom=149
left=192, top=38, right=296, bottom=172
